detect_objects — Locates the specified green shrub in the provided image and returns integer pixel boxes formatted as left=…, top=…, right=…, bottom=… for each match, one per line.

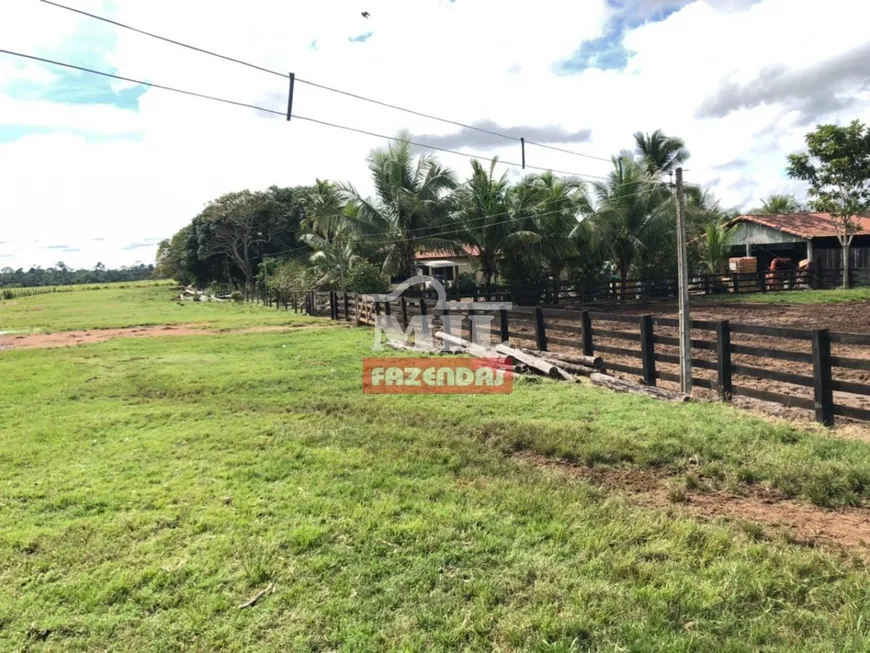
left=345, top=260, right=390, bottom=294
left=456, top=272, right=478, bottom=294
left=499, top=253, right=546, bottom=305
left=230, top=291, right=243, bottom=302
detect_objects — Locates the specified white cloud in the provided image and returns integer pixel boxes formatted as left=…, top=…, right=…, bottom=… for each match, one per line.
left=1, top=0, right=870, bottom=269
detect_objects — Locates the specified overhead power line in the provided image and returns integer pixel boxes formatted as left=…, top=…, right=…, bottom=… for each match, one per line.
left=0, top=48, right=611, bottom=181
left=39, top=0, right=613, bottom=164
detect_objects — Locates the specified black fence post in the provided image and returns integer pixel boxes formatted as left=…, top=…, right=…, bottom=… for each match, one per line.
left=811, top=329, right=835, bottom=426
left=534, top=307, right=547, bottom=352
left=639, top=314, right=656, bottom=387
left=384, top=299, right=391, bottom=318
left=581, top=311, right=593, bottom=356
left=732, top=273, right=739, bottom=295
left=499, top=309, right=509, bottom=344
left=419, top=298, right=429, bottom=338
left=442, top=307, right=452, bottom=336
left=715, top=320, right=733, bottom=401
left=400, top=296, right=408, bottom=329
left=329, top=291, right=337, bottom=320
left=345, top=293, right=351, bottom=322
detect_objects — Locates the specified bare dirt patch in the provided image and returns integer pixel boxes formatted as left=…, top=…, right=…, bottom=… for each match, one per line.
left=506, top=299, right=870, bottom=428
left=518, top=452, right=870, bottom=552
left=0, top=324, right=331, bottom=351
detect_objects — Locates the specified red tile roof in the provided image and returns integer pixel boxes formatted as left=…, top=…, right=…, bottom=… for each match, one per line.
left=415, top=246, right=480, bottom=260
left=731, top=213, right=870, bottom=239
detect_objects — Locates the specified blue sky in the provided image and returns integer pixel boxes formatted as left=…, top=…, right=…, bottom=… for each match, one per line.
left=1, top=16, right=144, bottom=144
left=1, top=0, right=867, bottom=270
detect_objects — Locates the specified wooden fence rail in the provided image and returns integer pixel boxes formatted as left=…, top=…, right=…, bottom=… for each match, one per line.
left=335, top=291, right=870, bottom=426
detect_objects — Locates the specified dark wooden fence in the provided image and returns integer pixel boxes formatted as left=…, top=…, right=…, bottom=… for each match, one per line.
left=333, top=291, right=870, bottom=426
left=423, top=267, right=861, bottom=305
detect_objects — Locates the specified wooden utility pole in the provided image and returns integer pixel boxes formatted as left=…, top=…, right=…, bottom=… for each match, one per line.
left=675, top=168, right=693, bottom=394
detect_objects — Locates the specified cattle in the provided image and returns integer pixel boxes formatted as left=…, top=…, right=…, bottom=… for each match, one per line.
left=766, top=257, right=795, bottom=291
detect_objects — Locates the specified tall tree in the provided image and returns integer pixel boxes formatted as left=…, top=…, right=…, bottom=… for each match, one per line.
left=585, top=156, right=674, bottom=290
left=787, top=120, right=870, bottom=288
left=340, top=139, right=457, bottom=279
left=753, top=194, right=800, bottom=214
left=634, top=129, right=690, bottom=178
left=300, top=180, right=358, bottom=289
left=526, top=171, right=591, bottom=299
left=301, top=179, right=348, bottom=244
left=199, top=190, right=276, bottom=285
left=450, top=158, right=538, bottom=296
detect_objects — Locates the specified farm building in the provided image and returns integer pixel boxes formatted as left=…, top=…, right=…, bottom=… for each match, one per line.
left=415, top=246, right=480, bottom=287
left=726, top=213, right=870, bottom=285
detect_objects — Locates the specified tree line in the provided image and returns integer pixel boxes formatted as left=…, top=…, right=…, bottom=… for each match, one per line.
left=0, top=262, right=155, bottom=288
left=157, top=120, right=870, bottom=295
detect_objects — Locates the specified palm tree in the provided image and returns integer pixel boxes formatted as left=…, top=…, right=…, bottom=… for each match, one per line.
left=634, top=129, right=690, bottom=178
left=340, top=139, right=457, bottom=280
left=583, top=156, right=674, bottom=293
left=299, top=180, right=358, bottom=290
left=302, top=179, right=347, bottom=242
left=525, top=171, right=591, bottom=300
left=306, top=238, right=361, bottom=290
left=753, top=194, right=800, bottom=214
left=449, top=158, right=539, bottom=297
left=700, top=220, right=735, bottom=275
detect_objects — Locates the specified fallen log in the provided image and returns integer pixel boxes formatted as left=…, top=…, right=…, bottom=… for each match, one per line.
left=495, top=343, right=562, bottom=379
left=540, top=359, right=597, bottom=377
left=435, top=331, right=512, bottom=361
left=589, top=373, right=691, bottom=402
left=520, top=348, right=604, bottom=370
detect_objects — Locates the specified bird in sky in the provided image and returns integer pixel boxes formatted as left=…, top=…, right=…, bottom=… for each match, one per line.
left=361, top=11, right=370, bottom=18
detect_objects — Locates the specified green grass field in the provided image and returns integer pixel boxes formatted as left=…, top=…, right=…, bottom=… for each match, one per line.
left=0, top=284, right=318, bottom=332
left=702, top=286, right=870, bottom=305
left=5, top=286, right=870, bottom=650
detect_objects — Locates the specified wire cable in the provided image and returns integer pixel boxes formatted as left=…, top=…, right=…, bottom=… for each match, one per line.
left=0, top=48, right=613, bottom=180
left=39, top=0, right=612, bottom=163
left=0, top=49, right=287, bottom=117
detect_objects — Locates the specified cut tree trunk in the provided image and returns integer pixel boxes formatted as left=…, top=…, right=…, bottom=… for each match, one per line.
left=589, top=373, right=691, bottom=402
left=436, top=331, right=514, bottom=361
left=520, top=348, right=604, bottom=370
left=540, top=359, right=597, bottom=377
left=494, top=343, right=563, bottom=378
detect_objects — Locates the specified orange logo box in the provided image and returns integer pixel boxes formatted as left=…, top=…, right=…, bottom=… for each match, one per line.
left=363, top=357, right=513, bottom=394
